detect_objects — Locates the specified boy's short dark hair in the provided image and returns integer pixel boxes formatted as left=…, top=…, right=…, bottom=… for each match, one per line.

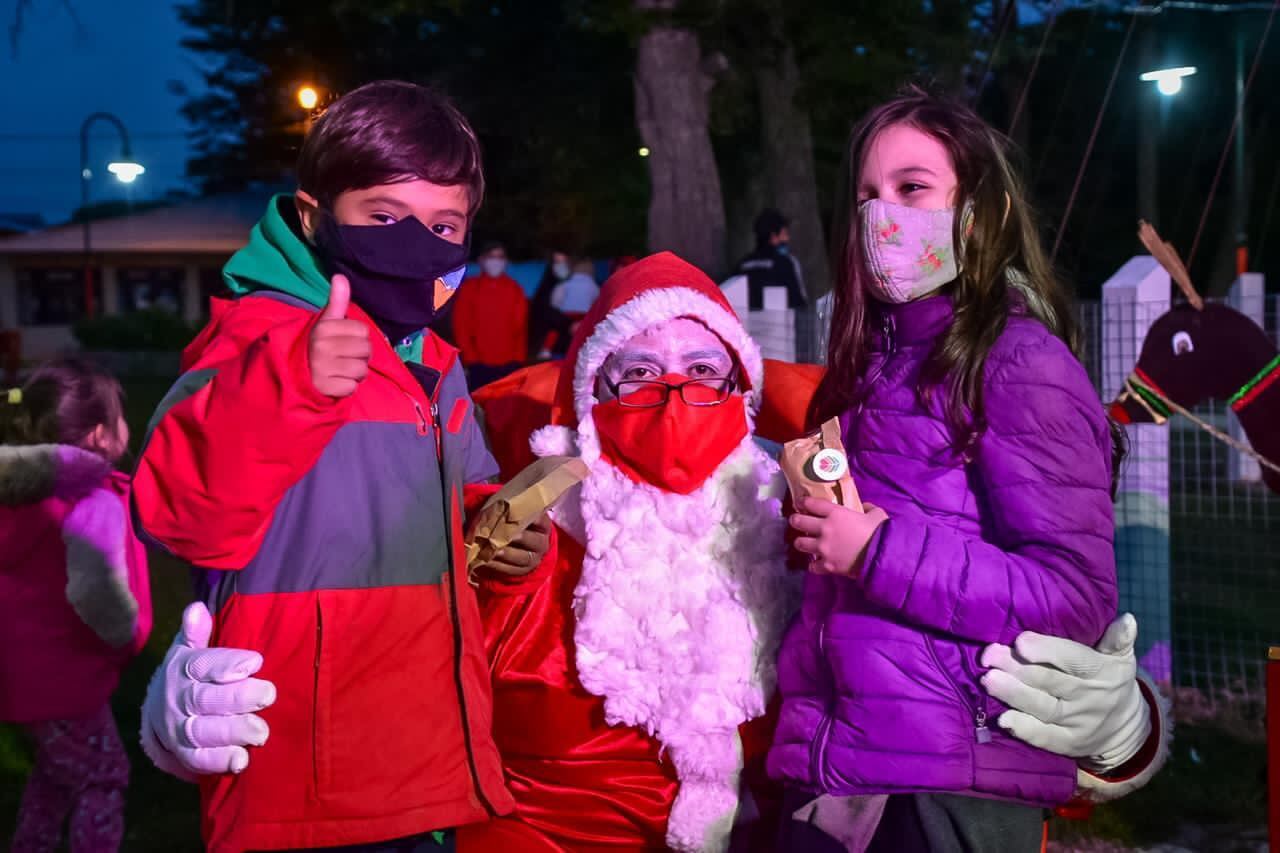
left=297, top=80, right=484, bottom=214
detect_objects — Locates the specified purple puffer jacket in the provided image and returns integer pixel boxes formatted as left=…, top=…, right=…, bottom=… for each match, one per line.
left=767, top=294, right=1117, bottom=807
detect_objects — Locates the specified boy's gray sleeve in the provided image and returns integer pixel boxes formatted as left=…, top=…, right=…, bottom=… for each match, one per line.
left=440, top=362, right=501, bottom=484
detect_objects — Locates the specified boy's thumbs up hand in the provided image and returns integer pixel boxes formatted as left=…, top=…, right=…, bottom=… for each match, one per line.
left=321, top=271, right=351, bottom=321
left=309, top=274, right=371, bottom=398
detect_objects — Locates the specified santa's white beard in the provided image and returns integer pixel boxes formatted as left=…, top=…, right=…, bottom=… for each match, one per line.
left=533, top=415, right=799, bottom=852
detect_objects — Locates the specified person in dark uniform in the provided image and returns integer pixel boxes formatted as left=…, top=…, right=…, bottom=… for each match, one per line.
left=734, top=208, right=807, bottom=311
left=734, top=208, right=815, bottom=359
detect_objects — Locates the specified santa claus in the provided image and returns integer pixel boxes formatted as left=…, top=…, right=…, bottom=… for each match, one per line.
left=457, top=252, right=801, bottom=852
left=140, top=253, right=1169, bottom=852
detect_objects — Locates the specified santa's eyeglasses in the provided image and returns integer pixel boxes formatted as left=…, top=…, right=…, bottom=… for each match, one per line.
left=602, top=368, right=739, bottom=409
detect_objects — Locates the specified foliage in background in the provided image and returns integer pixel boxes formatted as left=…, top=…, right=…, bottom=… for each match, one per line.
left=174, top=0, right=647, bottom=258
left=172, top=2, right=1280, bottom=290
left=73, top=310, right=198, bottom=352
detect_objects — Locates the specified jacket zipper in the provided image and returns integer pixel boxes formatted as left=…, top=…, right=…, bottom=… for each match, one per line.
left=926, top=634, right=990, bottom=743
left=881, top=312, right=896, bottom=353
left=446, top=520, right=500, bottom=815
left=431, top=403, right=441, bottom=456
left=810, top=313, right=897, bottom=785
left=313, top=598, right=323, bottom=790
left=411, top=397, right=430, bottom=437
left=856, top=313, right=896, bottom=419
left=374, top=344, right=497, bottom=812
left=811, top=313, right=892, bottom=786
left=960, top=649, right=994, bottom=744
left=877, top=308, right=991, bottom=743
left=808, top=615, right=839, bottom=790
left=424, top=385, right=500, bottom=817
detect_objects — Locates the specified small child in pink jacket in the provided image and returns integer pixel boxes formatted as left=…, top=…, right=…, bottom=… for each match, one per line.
left=0, top=358, right=151, bottom=853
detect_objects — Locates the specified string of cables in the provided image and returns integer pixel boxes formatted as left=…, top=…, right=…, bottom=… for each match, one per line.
left=1047, top=0, right=1279, bottom=268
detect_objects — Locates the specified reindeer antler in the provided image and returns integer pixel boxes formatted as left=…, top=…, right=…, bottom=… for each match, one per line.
left=1138, top=220, right=1204, bottom=311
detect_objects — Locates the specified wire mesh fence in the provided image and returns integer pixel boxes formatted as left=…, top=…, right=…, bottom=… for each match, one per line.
left=769, top=287, right=1279, bottom=727
left=1080, top=295, right=1277, bottom=725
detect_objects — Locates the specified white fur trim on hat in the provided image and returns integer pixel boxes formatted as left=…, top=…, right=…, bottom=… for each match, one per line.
left=571, top=287, right=765, bottom=425
left=530, top=425, right=577, bottom=459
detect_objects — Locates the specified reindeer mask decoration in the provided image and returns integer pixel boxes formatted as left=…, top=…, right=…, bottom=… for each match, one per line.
left=1110, top=222, right=1280, bottom=493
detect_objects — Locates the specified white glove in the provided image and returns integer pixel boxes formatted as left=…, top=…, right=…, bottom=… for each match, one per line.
left=980, top=613, right=1149, bottom=773
left=140, top=602, right=277, bottom=781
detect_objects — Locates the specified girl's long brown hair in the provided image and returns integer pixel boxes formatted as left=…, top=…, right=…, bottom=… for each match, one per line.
left=811, top=88, right=1079, bottom=457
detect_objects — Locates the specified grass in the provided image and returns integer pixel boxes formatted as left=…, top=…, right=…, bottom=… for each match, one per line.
left=1, top=379, right=1272, bottom=850
left=1051, top=723, right=1268, bottom=849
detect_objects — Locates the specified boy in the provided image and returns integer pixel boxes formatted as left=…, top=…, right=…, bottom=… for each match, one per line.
left=133, top=81, right=532, bottom=852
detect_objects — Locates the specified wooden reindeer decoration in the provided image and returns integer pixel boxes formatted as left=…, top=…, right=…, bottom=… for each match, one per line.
left=1111, top=222, right=1280, bottom=493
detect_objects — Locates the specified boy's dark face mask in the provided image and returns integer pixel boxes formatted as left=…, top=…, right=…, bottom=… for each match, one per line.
left=313, top=212, right=469, bottom=343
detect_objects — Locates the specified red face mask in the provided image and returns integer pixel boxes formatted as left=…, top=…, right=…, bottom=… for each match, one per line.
left=591, top=374, right=749, bottom=495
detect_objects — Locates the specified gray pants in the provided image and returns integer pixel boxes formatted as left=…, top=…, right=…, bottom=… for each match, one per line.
left=780, top=789, right=1045, bottom=853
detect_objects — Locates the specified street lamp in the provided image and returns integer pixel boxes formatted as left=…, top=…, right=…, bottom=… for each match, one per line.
left=80, top=112, right=144, bottom=318
left=1140, top=65, right=1197, bottom=96
left=1136, top=57, right=1197, bottom=228
left=297, top=85, right=320, bottom=110
left=107, top=161, right=146, bottom=183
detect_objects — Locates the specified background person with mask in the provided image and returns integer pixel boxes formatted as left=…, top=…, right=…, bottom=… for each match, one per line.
left=452, top=240, right=530, bottom=386
left=734, top=208, right=814, bottom=361
left=734, top=208, right=807, bottom=311
left=550, top=258, right=600, bottom=317
left=528, top=249, right=572, bottom=360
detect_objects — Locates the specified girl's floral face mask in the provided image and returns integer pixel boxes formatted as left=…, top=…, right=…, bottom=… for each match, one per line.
left=860, top=198, right=972, bottom=303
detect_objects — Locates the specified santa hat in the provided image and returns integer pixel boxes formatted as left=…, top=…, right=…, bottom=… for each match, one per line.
left=548, top=252, right=765, bottom=428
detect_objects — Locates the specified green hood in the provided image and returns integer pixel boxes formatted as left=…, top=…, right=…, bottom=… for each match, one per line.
left=223, top=194, right=331, bottom=309
left=221, top=194, right=426, bottom=363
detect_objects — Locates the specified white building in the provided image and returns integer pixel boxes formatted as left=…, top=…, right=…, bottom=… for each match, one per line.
left=0, top=190, right=274, bottom=361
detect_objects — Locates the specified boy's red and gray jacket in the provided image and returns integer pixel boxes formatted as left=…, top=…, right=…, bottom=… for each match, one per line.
left=132, top=196, right=515, bottom=852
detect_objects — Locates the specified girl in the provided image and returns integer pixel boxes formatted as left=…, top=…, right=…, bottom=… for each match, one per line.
left=769, top=90, right=1121, bottom=852
left=0, top=358, right=151, bottom=853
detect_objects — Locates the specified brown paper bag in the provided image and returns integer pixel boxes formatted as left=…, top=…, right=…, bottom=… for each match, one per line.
left=465, top=455, right=589, bottom=580
left=780, top=417, right=861, bottom=511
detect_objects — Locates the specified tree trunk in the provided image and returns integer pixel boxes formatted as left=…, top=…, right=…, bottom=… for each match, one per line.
left=756, top=43, right=831, bottom=297
left=634, top=23, right=728, bottom=278
left=726, top=166, right=769, bottom=269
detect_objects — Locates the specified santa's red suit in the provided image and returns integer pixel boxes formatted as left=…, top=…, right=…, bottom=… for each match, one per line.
left=459, top=253, right=1169, bottom=852
left=459, top=254, right=798, bottom=852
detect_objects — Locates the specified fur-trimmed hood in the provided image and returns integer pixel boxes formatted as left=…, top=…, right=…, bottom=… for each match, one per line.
left=0, top=444, right=112, bottom=507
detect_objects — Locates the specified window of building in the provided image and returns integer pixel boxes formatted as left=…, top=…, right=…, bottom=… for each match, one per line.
left=117, top=267, right=185, bottom=315
left=16, top=268, right=103, bottom=326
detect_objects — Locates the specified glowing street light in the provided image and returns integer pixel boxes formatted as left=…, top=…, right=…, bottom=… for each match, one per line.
left=1140, top=66, right=1197, bottom=96
left=297, top=85, right=320, bottom=110
left=638, top=146, right=651, bottom=158
left=107, top=161, right=146, bottom=183
left=79, top=112, right=145, bottom=317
